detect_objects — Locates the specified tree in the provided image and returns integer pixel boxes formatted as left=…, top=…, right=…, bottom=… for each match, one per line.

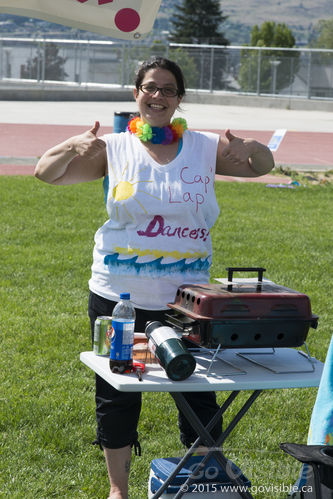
left=239, top=21, right=300, bottom=94
left=169, top=0, right=229, bottom=45
left=308, top=18, right=333, bottom=80
left=311, top=18, right=333, bottom=49
left=169, top=0, right=229, bottom=90
left=20, top=42, right=68, bottom=81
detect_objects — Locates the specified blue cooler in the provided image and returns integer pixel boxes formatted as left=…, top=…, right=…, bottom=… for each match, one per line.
left=113, top=111, right=136, bottom=133
left=148, top=456, right=251, bottom=498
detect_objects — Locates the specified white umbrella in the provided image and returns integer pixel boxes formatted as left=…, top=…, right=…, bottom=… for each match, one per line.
left=0, top=0, right=162, bottom=40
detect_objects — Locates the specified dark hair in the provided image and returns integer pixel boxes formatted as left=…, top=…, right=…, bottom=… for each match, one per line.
left=134, top=57, right=186, bottom=97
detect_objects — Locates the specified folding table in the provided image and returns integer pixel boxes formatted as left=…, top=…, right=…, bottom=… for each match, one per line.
left=80, top=347, right=323, bottom=498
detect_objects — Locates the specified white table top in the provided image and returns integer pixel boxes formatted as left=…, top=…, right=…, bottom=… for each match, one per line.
left=80, top=347, right=323, bottom=393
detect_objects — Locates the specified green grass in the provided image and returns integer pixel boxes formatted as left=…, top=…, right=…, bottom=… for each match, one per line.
left=0, top=176, right=332, bottom=498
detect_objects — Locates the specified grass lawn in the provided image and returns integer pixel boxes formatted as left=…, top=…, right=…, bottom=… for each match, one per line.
left=0, top=175, right=332, bottom=498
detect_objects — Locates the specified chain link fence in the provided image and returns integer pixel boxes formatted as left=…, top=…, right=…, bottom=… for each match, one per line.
left=1, top=37, right=332, bottom=100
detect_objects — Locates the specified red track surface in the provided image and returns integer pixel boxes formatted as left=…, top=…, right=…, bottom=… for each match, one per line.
left=0, top=123, right=332, bottom=177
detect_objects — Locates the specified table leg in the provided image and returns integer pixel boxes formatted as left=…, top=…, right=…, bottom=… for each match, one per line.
left=150, top=391, right=240, bottom=499
left=172, top=391, right=259, bottom=499
left=151, top=390, right=262, bottom=499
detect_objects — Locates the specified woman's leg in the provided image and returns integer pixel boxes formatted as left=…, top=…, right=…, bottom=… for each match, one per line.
left=104, top=446, right=131, bottom=499
left=88, top=296, right=221, bottom=495
left=88, top=292, right=141, bottom=499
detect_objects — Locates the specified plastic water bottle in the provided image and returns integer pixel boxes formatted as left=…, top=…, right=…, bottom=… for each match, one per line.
left=109, top=293, right=136, bottom=374
left=145, top=321, right=196, bottom=381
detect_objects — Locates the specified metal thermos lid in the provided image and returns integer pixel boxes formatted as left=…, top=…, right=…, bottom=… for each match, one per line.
left=145, top=320, right=163, bottom=338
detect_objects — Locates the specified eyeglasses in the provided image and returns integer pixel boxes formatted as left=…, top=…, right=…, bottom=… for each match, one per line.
left=139, top=83, right=179, bottom=97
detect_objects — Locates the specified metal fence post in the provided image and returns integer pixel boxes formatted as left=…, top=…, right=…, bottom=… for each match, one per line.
left=74, top=41, right=78, bottom=83
left=0, top=40, right=3, bottom=80
left=86, top=40, right=90, bottom=85
left=36, top=40, right=41, bottom=82
left=289, top=56, right=294, bottom=96
left=307, top=51, right=312, bottom=99
left=199, top=47, right=204, bottom=89
left=209, top=46, right=214, bottom=92
left=121, top=43, right=125, bottom=87
left=41, top=39, right=46, bottom=82
left=256, top=48, right=261, bottom=95
left=77, top=41, right=82, bottom=84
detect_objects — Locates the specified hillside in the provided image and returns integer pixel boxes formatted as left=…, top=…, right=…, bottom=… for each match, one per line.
left=158, top=0, right=332, bottom=45
left=221, top=0, right=331, bottom=27
left=220, top=0, right=332, bottom=44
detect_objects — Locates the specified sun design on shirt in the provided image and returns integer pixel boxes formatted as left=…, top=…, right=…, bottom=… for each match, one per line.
left=109, top=161, right=160, bottom=220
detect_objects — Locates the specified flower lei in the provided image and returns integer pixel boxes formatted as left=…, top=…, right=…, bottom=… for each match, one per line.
left=127, top=117, right=187, bottom=145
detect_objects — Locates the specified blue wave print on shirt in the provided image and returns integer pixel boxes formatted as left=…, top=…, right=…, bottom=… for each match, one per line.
left=104, top=253, right=210, bottom=277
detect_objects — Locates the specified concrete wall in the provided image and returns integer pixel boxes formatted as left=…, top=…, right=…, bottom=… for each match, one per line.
left=1, top=81, right=333, bottom=112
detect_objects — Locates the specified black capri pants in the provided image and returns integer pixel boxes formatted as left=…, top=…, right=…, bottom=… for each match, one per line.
left=88, top=291, right=222, bottom=450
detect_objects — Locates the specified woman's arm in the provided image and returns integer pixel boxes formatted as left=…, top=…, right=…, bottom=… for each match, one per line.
left=34, top=121, right=107, bottom=185
left=216, top=129, right=275, bottom=177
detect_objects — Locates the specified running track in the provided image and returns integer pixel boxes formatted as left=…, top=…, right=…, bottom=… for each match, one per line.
left=0, top=123, right=332, bottom=180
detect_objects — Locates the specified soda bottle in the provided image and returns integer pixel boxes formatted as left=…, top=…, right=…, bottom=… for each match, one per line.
left=109, top=293, right=136, bottom=374
left=145, top=321, right=196, bottom=381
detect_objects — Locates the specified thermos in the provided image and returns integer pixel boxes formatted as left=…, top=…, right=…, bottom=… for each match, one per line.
left=145, top=321, right=196, bottom=381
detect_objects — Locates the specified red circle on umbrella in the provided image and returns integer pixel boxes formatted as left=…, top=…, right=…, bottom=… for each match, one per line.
left=115, top=8, right=140, bottom=32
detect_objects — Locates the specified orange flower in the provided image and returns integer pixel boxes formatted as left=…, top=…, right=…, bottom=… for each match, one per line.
left=172, top=123, right=184, bottom=138
left=128, top=116, right=141, bottom=133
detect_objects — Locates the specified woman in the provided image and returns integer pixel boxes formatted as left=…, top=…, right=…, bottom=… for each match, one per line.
left=35, top=56, right=274, bottom=499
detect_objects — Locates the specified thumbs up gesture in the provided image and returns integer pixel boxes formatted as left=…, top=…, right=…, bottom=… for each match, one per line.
left=73, top=121, right=106, bottom=158
left=217, top=129, right=274, bottom=176
left=89, top=121, right=100, bottom=135
left=221, top=128, right=252, bottom=164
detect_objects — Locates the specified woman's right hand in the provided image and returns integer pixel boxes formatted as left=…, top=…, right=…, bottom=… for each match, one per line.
left=72, top=121, right=106, bottom=159
left=35, top=120, right=107, bottom=185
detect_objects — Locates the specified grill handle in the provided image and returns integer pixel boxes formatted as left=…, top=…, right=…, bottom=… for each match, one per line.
left=226, top=266, right=266, bottom=291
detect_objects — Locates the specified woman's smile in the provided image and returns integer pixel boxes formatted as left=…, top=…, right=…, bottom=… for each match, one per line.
left=148, top=103, right=166, bottom=110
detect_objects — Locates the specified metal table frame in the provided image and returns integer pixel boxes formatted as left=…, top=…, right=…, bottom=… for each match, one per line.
left=165, top=389, right=261, bottom=499
left=80, top=348, right=323, bottom=499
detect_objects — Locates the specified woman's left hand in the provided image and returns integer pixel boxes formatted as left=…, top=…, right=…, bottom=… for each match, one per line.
left=216, top=129, right=274, bottom=177
left=221, top=129, right=254, bottom=163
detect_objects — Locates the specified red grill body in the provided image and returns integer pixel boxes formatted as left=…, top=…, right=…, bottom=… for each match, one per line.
left=166, top=268, right=318, bottom=349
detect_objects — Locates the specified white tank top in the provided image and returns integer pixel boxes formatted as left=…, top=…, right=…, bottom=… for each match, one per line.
left=89, top=129, right=220, bottom=310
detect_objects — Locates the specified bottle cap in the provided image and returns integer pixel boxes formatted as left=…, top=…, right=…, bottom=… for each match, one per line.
left=120, top=292, right=130, bottom=300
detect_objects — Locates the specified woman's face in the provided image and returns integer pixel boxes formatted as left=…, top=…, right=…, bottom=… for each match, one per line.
left=134, top=68, right=182, bottom=128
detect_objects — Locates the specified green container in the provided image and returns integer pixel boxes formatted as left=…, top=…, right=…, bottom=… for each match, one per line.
left=145, top=321, right=196, bottom=381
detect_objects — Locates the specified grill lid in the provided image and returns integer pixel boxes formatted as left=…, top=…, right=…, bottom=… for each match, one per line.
left=167, top=267, right=314, bottom=322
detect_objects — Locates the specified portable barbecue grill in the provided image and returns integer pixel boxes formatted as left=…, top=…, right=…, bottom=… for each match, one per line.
left=166, top=267, right=318, bottom=349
